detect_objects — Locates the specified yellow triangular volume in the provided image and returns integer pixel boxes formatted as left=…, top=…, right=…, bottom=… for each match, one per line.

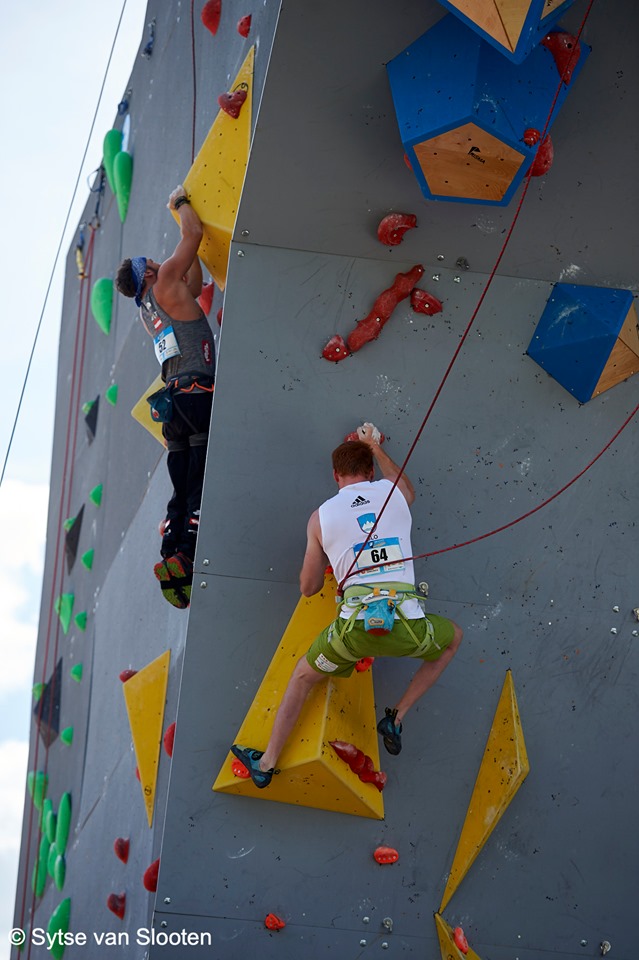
left=439, top=670, right=529, bottom=912
left=176, top=46, right=255, bottom=290
left=213, top=573, right=384, bottom=819
left=130, top=373, right=165, bottom=446
left=122, top=650, right=171, bottom=827
left=435, top=913, right=484, bottom=960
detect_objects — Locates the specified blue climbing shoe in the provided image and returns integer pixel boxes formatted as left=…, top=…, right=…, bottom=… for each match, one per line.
left=377, top=707, right=402, bottom=755
left=230, top=744, right=276, bottom=789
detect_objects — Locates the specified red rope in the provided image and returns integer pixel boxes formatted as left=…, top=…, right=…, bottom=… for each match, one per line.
left=338, top=0, right=597, bottom=595
left=18, top=229, right=95, bottom=960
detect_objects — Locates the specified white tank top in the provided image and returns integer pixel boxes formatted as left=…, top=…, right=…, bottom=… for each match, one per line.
left=318, top=478, right=423, bottom=619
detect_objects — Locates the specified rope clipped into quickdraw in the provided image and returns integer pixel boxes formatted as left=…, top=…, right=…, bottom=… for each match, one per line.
left=141, top=17, right=156, bottom=59
left=75, top=223, right=86, bottom=279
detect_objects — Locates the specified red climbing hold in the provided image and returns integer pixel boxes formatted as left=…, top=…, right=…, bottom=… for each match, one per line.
left=264, top=913, right=286, bottom=931
left=346, top=265, right=424, bottom=355
left=523, top=128, right=541, bottom=147
left=237, top=14, right=251, bottom=37
left=143, top=858, right=160, bottom=892
left=113, top=837, right=130, bottom=864
left=360, top=769, right=387, bottom=791
left=329, top=741, right=386, bottom=791
left=163, top=722, right=176, bottom=758
left=231, top=758, right=251, bottom=779
left=218, top=89, right=247, bottom=119
left=198, top=282, right=214, bottom=316
left=201, top=0, right=222, bottom=35
left=530, top=135, right=554, bottom=177
left=354, top=657, right=374, bottom=672
left=403, top=153, right=412, bottom=170
left=454, top=927, right=469, bottom=955
left=107, top=893, right=126, bottom=919
left=322, top=334, right=349, bottom=362
left=373, top=846, right=399, bottom=864
left=377, top=212, right=417, bottom=246
left=541, top=31, right=581, bottom=85
left=410, top=288, right=442, bottom=316
left=119, top=669, right=137, bottom=683
left=216, top=307, right=223, bottom=326
left=135, top=766, right=140, bottom=781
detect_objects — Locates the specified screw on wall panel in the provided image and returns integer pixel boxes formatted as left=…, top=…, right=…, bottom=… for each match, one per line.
left=237, top=249, right=245, bottom=257
left=163, top=897, right=171, bottom=904
left=600, top=942, right=611, bottom=955
left=362, top=917, right=370, bottom=924
left=160, top=921, right=168, bottom=928
left=203, top=558, right=209, bottom=566
left=455, top=257, right=470, bottom=270
left=382, top=944, right=389, bottom=950
left=359, top=940, right=367, bottom=946
left=437, top=254, right=445, bottom=261
left=382, top=918, right=393, bottom=932
left=580, top=942, right=588, bottom=947
left=200, top=581, right=207, bottom=589
left=241, top=229, right=250, bottom=236
left=632, top=630, right=638, bottom=637
left=612, top=605, right=619, bottom=612
left=453, top=276, right=461, bottom=283
left=418, top=582, right=429, bottom=597
left=610, top=628, right=617, bottom=635
left=432, top=274, right=440, bottom=281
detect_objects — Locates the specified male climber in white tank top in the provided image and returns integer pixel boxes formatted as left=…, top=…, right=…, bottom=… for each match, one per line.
left=231, top=423, right=463, bottom=788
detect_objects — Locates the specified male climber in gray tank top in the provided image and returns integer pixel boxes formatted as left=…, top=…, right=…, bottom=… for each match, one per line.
left=115, top=184, right=215, bottom=609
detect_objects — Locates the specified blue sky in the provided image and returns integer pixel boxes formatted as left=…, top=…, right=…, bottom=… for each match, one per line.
left=0, top=1, right=149, bottom=950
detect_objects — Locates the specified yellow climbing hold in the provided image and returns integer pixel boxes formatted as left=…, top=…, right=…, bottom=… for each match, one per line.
left=213, top=572, right=384, bottom=819
left=439, top=670, right=529, bottom=913
left=130, top=374, right=166, bottom=446
left=174, top=45, right=255, bottom=290
left=122, top=650, right=171, bottom=827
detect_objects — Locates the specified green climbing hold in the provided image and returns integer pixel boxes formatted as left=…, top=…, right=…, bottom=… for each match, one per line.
left=113, top=150, right=133, bottom=223
left=74, top=611, right=88, bottom=632
left=81, top=399, right=95, bottom=416
left=89, top=484, right=103, bottom=507
left=32, top=834, right=49, bottom=897
left=47, top=898, right=71, bottom=960
left=54, top=594, right=75, bottom=634
left=32, top=682, right=45, bottom=703
left=27, top=771, right=48, bottom=810
left=105, top=384, right=118, bottom=406
left=62, top=516, right=76, bottom=533
left=60, top=727, right=74, bottom=746
left=47, top=842, right=58, bottom=878
left=90, top=278, right=113, bottom=336
left=70, top=664, right=83, bottom=683
left=103, top=128, right=123, bottom=194
left=55, top=793, right=72, bottom=855
left=54, top=854, right=66, bottom=891
left=44, top=804, right=57, bottom=844
left=80, top=548, right=94, bottom=571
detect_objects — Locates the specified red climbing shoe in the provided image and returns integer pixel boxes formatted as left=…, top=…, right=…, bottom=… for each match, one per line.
left=377, top=707, right=402, bottom=756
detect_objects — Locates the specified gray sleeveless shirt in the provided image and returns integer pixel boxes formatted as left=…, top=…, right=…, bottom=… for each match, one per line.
left=142, top=288, right=215, bottom=383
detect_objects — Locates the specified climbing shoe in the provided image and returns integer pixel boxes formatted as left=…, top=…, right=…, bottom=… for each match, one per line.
left=377, top=707, right=402, bottom=756
left=153, top=559, right=190, bottom=609
left=230, top=745, right=277, bottom=789
left=165, top=552, right=193, bottom=604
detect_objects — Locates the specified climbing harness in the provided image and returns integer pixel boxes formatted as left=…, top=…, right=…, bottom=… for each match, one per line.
left=147, top=374, right=214, bottom=427
left=327, top=582, right=436, bottom=663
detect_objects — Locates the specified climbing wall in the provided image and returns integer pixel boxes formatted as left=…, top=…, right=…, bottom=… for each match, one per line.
left=14, top=1, right=638, bottom=959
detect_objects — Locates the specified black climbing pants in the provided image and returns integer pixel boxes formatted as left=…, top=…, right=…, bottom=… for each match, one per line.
left=161, top=391, right=213, bottom=561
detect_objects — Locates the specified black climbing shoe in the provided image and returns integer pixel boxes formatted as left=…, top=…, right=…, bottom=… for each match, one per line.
left=377, top=707, right=402, bottom=756
left=230, top=744, right=277, bottom=789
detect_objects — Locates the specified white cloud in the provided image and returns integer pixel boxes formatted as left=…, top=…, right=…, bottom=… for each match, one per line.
left=0, top=480, right=49, bottom=698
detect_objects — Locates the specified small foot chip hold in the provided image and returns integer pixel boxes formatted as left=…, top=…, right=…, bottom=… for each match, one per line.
left=231, top=758, right=250, bottom=779
left=143, top=858, right=160, bottom=892
left=377, top=212, right=417, bottom=246
left=237, top=14, right=251, bottom=37
left=410, top=288, right=442, bottom=316
left=201, top=0, right=221, bottom=35
left=218, top=88, right=247, bottom=119
left=373, top=846, right=399, bottom=864
left=163, top=721, right=176, bottom=757
left=107, top=892, right=126, bottom=920
left=113, top=838, right=130, bottom=864
left=264, top=913, right=286, bottom=931
left=454, top=926, right=469, bottom=954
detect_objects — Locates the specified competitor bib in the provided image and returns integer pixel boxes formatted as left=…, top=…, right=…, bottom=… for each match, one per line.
left=353, top=537, right=405, bottom=577
left=153, top=325, right=181, bottom=366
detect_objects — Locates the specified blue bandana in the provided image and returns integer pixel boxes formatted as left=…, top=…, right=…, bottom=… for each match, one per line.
left=131, top=256, right=147, bottom=307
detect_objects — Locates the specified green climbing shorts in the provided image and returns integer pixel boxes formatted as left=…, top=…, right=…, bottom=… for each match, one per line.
left=305, top=613, right=456, bottom=679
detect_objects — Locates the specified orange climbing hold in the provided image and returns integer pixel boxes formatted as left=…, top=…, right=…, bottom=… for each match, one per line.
left=163, top=722, right=176, bottom=758
left=143, top=858, right=160, bottom=892
left=237, top=15, right=251, bottom=37
left=201, top=0, right=221, bottom=35
left=231, top=758, right=250, bottom=779
left=377, top=212, right=417, bottom=246
left=218, top=89, right=247, bottom=119
left=113, top=837, right=130, bottom=864
left=355, top=657, right=374, bottom=672
left=523, top=128, right=541, bottom=146
left=373, top=846, right=399, bottom=864
left=107, top=893, right=126, bottom=919
left=264, top=913, right=286, bottom=931
left=454, top=927, right=469, bottom=954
